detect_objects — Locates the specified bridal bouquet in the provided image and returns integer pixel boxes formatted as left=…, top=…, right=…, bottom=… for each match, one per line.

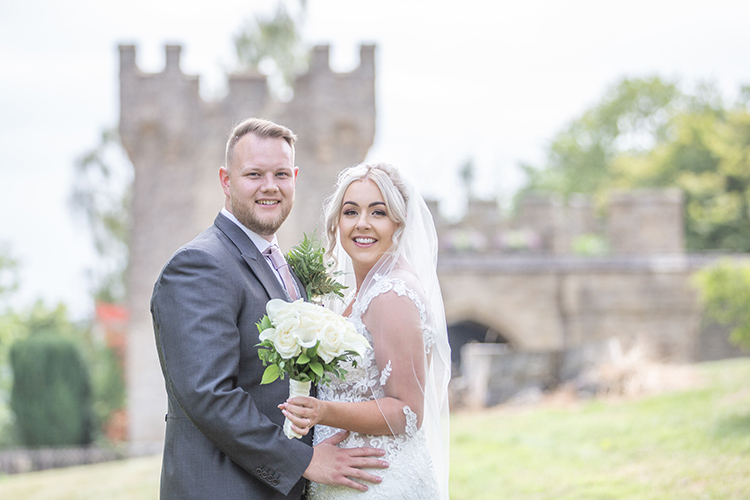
left=256, top=299, right=370, bottom=438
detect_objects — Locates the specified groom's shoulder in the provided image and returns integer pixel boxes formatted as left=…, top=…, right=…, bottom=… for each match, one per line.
left=161, top=222, right=232, bottom=266
left=180, top=223, right=233, bottom=256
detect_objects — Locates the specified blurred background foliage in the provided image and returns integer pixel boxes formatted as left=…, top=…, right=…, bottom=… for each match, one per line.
left=0, top=287, right=125, bottom=449
left=520, top=77, right=750, bottom=252
left=693, top=259, right=750, bottom=351
left=11, top=334, right=94, bottom=447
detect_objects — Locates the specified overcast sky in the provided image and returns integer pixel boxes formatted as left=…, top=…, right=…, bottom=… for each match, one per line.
left=2, top=0, right=750, bottom=319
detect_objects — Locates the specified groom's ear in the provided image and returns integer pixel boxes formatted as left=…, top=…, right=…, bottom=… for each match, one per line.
left=293, top=165, right=299, bottom=181
left=219, top=166, right=231, bottom=195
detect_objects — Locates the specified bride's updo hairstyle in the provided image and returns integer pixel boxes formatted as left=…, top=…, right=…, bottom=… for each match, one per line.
left=322, top=162, right=409, bottom=264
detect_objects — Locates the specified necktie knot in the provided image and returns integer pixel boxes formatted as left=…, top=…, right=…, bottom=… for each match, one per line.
left=263, top=245, right=299, bottom=300
left=264, top=245, right=286, bottom=270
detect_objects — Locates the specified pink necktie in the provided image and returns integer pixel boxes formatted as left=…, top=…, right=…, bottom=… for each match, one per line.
left=263, top=245, right=299, bottom=301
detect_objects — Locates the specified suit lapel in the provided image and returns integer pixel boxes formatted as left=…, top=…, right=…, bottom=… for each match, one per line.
left=214, top=213, right=289, bottom=301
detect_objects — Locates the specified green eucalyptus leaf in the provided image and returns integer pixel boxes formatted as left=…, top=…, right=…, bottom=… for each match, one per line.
left=310, top=362, right=324, bottom=377
left=261, top=364, right=281, bottom=385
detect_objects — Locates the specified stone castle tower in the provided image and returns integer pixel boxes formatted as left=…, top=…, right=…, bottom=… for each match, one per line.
left=120, top=44, right=376, bottom=449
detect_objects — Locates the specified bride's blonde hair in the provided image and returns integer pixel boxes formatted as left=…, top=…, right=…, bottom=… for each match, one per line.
left=322, top=162, right=409, bottom=264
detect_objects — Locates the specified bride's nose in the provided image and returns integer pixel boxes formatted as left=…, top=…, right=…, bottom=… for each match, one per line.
left=355, top=214, right=370, bottom=230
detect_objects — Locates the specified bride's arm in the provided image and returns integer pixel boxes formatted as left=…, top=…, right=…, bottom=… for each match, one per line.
left=282, top=289, right=426, bottom=436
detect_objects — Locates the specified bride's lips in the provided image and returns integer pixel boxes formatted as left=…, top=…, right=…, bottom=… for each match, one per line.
left=352, top=236, right=377, bottom=247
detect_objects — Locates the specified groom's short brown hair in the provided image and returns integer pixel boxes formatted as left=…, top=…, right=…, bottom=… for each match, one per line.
left=225, top=117, right=297, bottom=168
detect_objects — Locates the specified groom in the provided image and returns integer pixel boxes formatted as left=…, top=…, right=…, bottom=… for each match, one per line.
left=151, top=117, right=387, bottom=499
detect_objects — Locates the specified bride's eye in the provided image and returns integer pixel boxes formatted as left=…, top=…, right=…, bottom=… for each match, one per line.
left=343, top=209, right=358, bottom=216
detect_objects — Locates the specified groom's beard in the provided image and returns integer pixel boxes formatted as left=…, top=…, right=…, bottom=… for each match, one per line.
left=232, top=200, right=292, bottom=236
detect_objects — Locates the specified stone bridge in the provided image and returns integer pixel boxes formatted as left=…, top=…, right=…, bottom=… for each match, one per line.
left=440, top=253, right=719, bottom=363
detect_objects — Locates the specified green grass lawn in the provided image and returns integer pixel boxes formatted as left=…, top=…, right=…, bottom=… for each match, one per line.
left=1, top=358, right=748, bottom=499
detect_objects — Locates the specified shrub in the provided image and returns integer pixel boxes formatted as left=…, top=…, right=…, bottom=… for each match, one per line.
left=692, top=258, right=750, bottom=350
left=10, top=335, right=94, bottom=447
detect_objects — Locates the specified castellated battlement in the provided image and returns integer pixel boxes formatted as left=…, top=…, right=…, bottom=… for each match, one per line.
left=429, top=188, right=686, bottom=256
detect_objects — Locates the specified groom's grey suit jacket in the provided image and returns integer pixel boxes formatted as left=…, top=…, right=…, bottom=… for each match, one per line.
left=151, top=212, right=313, bottom=500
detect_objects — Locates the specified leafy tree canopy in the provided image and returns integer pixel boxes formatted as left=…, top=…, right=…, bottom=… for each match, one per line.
left=70, top=128, right=131, bottom=304
left=0, top=243, right=19, bottom=307
left=521, top=77, right=750, bottom=251
left=233, top=1, right=309, bottom=100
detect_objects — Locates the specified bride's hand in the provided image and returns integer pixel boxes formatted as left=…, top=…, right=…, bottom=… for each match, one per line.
left=279, top=396, right=324, bottom=436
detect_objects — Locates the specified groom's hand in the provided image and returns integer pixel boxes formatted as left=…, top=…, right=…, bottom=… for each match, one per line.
left=303, top=430, right=388, bottom=492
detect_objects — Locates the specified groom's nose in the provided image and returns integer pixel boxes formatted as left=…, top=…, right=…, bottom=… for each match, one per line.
left=259, top=173, right=280, bottom=192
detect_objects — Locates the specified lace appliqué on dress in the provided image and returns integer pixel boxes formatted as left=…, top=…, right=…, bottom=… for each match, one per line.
left=309, top=275, right=439, bottom=499
left=380, top=360, right=392, bottom=386
left=403, top=405, right=418, bottom=438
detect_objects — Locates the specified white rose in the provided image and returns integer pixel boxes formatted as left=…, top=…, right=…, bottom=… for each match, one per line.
left=265, top=298, right=289, bottom=319
left=292, top=302, right=326, bottom=348
left=263, top=299, right=303, bottom=359
left=259, top=325, right=301, bottom=359
left=318, top=315, right=370, bottom=363
left=316, top=319, right=347, bottom=363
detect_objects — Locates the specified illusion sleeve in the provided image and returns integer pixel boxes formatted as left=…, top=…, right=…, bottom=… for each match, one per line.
left=360, top=281, right=428, bottom=435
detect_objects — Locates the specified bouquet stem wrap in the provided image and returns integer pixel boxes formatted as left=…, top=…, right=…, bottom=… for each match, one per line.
left=284, top=379, right=312, bottom=439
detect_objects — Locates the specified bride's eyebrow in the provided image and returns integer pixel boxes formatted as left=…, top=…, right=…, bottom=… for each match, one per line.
left=342, top=201, right=385, bottom=208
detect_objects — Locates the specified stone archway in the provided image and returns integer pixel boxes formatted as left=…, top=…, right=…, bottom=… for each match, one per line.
left=447, top=320, right=509, bottom=368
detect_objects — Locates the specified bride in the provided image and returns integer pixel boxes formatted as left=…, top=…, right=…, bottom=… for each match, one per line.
left=280, top=162, right=451, bottom=499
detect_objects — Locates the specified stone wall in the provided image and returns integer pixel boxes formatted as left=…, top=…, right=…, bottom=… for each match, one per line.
left=0, top=447, right=123, bottom=474
left=608, top=189, right=685, bottom=254
left=434, top=188, right=685, bottom=256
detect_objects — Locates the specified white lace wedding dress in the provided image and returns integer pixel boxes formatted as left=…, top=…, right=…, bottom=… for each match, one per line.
left=308, top=275, right=440, bottom=499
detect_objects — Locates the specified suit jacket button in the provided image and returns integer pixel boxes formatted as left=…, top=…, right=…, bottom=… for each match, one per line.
left=255, top=468, right=263, bottom=475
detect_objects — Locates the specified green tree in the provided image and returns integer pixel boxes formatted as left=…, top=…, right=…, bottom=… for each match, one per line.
left=70, top=128, right=132, bottom=303
left=1, top=301, right=124, bottom=448
left=0, top=243, right=19, bottom=303
left=628, top=100, right=750, bottom=250
left=521, top=77, right=685, bottom=197
left=0, top=245, right=22, bottom=447
left=233, top=1, right=309, bottom=100
left=522, top=77, right=750, bottom=251
left=459, top=158, right=476, bottom=201
left=692, top=259, right=750, bottom=350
